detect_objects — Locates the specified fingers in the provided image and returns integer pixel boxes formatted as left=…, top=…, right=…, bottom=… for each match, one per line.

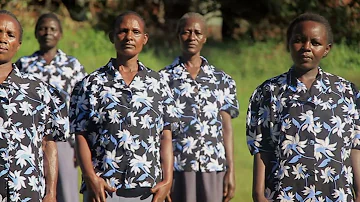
left=166, top=193, right=172, bottom=202
left=103, top=179, right=116, bottom=193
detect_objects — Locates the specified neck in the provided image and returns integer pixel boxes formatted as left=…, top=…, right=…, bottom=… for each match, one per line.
left=294, top=67, right=319, bottom=89
left=180, top=54, right=202, bottom=69
left=39, top=47, right=57, bottom=62
left=0, top=62, right=13, bottom=83
left=115, top=56, right=139, bottom=72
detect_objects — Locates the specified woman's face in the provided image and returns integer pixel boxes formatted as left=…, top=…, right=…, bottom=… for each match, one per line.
left=178, top=17, right=207, bottom=57
left=0, top=14, right=21, bottom=65
left=289, top=20, right=331, bottom=71
left=36, top=18, right=62, bottom=50
left=112, top=14, right=148, bottom=59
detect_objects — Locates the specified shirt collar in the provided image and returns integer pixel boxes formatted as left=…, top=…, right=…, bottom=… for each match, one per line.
left=105, top=58, right=148, bottom=80
left=170, top=56, right=213, bottom=80
left=287, top=66, right=325, bottom=92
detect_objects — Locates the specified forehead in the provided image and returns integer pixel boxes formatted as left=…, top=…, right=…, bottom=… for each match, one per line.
left=116, top=14, right=144, bottom=29
left=38, top=18, right=60, bottom=27
left=180, top=16, right=205, bottom=29
left=0, top=14, right=20, bottom=32
left=292, top=20, right=326, bottom=34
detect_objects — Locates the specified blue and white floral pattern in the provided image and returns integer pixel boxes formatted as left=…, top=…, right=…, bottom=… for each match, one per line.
left=0, top=66, right=69, bottom=202
left=160, top=56, right=239, bottom=172
left=15, top=49, right=86, bottom=105
left=246, top=67, right=360, bottom=201
left=69, top=59, right=177, bottom=194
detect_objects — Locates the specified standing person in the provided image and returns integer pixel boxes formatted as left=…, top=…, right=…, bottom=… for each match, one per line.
left=0, top=10, right=69, bottom=202
left=246, top=12, right=360, bottom=202
left=15, top=13, right=86, bottom=202
left=160, top=12, right=239, bottom=202
left=69, top=11, right=177, bottom=202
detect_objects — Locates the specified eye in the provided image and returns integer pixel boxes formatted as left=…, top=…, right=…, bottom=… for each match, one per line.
left=133, top=30, right=141, bottom=35
left=311, top=40, right=321, bottom=46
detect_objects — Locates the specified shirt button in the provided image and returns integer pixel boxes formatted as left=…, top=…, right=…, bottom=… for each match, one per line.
left=309, top=140, right=315, bottom=145
left=127, top=124, right=131, bottom=127
left=125, top=151, right=132, bottom=156
left=127, top=97, right=132, bottom=102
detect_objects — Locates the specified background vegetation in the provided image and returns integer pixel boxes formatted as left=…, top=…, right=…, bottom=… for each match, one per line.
left=3, top=1, right=360, bottom=202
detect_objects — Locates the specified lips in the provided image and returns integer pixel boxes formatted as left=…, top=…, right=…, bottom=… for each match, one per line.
left=0, top=45, right=8, bottom=52
left=300, top=54, right=312, bottom=61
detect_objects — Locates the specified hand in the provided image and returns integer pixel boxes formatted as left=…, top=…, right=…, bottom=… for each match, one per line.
left=84, top=175, right=116, bottom=202
left=151, top=180, right=172, bottom=202
left=223, top=170, right=235, bottom=202
left=43, top=193, right=56, bottom=202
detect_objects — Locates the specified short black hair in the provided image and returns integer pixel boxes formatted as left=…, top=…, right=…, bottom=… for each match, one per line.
left=112, top=11, right=146, bottom=32
left=0, top=10, right=23, bottom=42
left=35, top=13, right=63, bottom=34
left=176, top=12, right=207, bottom=35
left=286, top=12, right=333, bottom=51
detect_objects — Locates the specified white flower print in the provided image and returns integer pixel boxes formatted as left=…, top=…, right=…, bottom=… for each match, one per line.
left=277, top=191, right=295, bottom=202
left=8, top=170, right=26, bottom=191
left=314, top=137, right=337, bottom=161
left=320, top=167, right=336, bottom=183
left=140, top=114, right=153, bottom=129
left=181, top=137, right=198, bottom=154
left=203, top=101, right=219, bottom=119
left=19, top=101, right=33, bottom=116
left=132, top=91, right=153, bottom=109
left=291, top=163, right=307, bottom=180
left=130, top=154, right=152, bottom=175
left=108, top=109, right=121, bottom=124
left=281, top=133, right=307, bottom=157
left=332, top=188, right=348, bottom=202
left=179, top=82, right=195, bottom=97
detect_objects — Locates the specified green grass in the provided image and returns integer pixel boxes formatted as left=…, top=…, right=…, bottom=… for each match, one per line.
left=15, top=24, right=360, bottom=202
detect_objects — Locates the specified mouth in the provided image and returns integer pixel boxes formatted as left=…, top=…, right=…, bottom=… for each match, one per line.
left=300, top=55, right=312, bottom=61
left=0, top=46, right=8, bottom=52
left=122, top=44, right=135, bottom=49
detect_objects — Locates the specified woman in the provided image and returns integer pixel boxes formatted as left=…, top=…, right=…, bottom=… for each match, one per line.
left=160, top=12, right=239, bottom=202
left=69, top=11, right=176, bottom=202
left=16, top=13, right=86, bottom=202
left=246, top=12, right=360, bottom=201
left=0, top=10, right=68, bottom=202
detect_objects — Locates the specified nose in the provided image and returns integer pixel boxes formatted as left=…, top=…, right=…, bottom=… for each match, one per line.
left=189, top=31, right=196, bottom=40
left=0, top=32, right=8, bottom=43
left=125, top=31, right=134, bottom=40
left=302, top=41, right=311, bottom=50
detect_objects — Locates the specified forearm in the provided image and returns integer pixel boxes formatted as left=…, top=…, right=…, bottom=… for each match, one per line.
left=221, top=111, right=234, bottom=171
left=352, top=149, right=360, bottom=197
left=43, top=137, right=58, bottom=196
left=75, top=133, right=97, bottom=179
left=160, top=129, right=173, bottom=183
left=252, top=152, right=272, bottom=201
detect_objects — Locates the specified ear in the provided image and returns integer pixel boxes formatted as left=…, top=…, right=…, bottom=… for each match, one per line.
left=323, top=43, right=332, bottom=58
left=108, top=31, right=114, bottom=44
left=143, top=33, right=148, bottom=45
left=16, top=41, right=22, bottom=52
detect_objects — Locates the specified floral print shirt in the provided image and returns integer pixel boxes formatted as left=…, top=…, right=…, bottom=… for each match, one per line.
left=69, top=59, right=177, bottom=194
left=160, top=56, right=239, bottom=172
left=15, top=49, right=86, bottom=104
left=16, top=49, right=86, bottom=144
left=0, top=66, right=69, bottom=202
left=246, top=67, right=360, bottom=202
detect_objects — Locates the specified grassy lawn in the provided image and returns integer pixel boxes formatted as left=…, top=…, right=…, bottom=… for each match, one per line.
left=15, top=24, right=360, bottom=202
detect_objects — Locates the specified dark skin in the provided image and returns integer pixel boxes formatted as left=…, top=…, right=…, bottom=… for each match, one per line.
left=0, top=13, right=58, bottom=202
left=35, top=17, right=62, bottom=64
left=76, top=13, right=173, bottom=202
left=178, top=16, right=236, bottom=202
left=253, top=20, right=360, bottom=202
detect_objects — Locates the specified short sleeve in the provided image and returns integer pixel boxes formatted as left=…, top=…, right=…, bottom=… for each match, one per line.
left=69, top=79, right=91, bottom=134
left=44, top=84, right=69, bottom=141
left=246, top=86, right=275, bottom=155
left=220, top=74, right=239, bottom=119
left=351, top=83, right=360, bottom=149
